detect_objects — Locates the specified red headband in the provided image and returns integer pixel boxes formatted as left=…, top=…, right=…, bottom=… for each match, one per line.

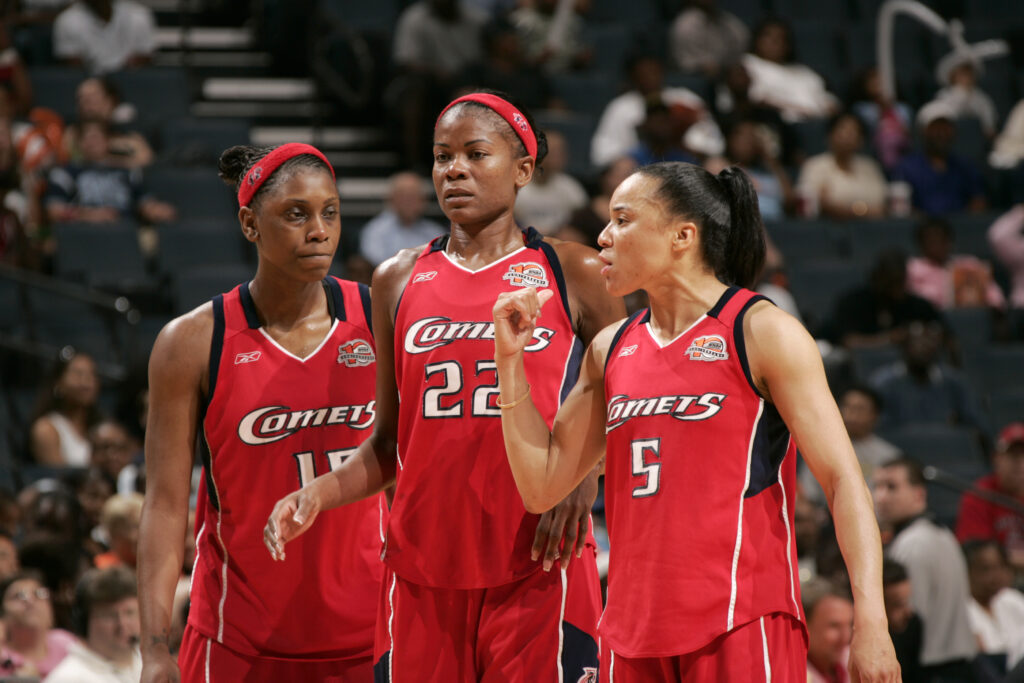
left=237, top=143, right=336, bottom=207
left=436, top=94, right=538, bottom=159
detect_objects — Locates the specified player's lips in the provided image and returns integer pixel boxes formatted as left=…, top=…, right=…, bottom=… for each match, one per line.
left=443, top=187, right=473, bottom=200
left=598, top=252, right=612, bottom=275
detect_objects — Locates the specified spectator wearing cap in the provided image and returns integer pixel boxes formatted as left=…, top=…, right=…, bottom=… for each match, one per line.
left=928, top=54, right=998, bottom=138
left=872, top=456, right=977, bottom=679
left=46, top=566, right=141, bottom=683
left=893, top=100, right=986, bottom=216
left=964, top=539, right=1024, bottom=674
left=956, top=423, right=1024, bottom=574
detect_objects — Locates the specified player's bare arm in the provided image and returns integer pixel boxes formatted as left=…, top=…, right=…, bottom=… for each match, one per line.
left=139, top=304, right=213, bottom=683
left=263, top=247, right=417, bottom=560
left=521, top=239, right=624, bottom=570
left=744, top=301, right=901, bottom=683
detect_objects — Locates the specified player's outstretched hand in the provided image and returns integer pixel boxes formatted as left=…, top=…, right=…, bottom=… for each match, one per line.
left=141, top=650, right=181, bottom=683
left=532, top=470, right=599, bottom=573
left=263, top=488, right=322, bottom=561
left=493, top=288, right=554, bottom=361
left=848, top=624, right=901, bottom=683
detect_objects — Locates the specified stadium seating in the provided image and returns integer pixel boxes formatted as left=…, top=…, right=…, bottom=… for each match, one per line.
left=52, top=221, right=149, bottom=291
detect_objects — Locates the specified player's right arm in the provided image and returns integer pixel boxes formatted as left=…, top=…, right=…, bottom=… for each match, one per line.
left=263, top=248, right=417, bottom=560
left=139, top=305, right=213, bottom=683
left=492, top=287, right=618, bottom=514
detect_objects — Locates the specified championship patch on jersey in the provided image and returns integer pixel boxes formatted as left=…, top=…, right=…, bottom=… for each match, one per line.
left=685, top=334, right=729, bottom=361
left=234, top=350, right=261, bottom=364
left=618, top=344, right=638, bottom=357
left=337, top=339, right=375, bottom=366
left=413, top=270, right=437, bottom=283
left=503, top=261, right=549, bottom=288
left=577, top=669, right=598, bottom=683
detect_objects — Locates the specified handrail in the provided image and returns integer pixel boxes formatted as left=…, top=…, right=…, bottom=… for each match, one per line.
left=0, top=262, right=140, bottom=323
left=0, top=330, right=127, bottom=381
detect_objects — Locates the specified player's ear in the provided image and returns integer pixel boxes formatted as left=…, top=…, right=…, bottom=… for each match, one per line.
left=239, top=206, right=258, bottom=243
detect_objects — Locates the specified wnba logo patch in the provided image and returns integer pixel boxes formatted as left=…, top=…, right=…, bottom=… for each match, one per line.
left=337, top=339, right=375, bottom=366
left=577, top=669, right=598, bottom=683
left=503, top=262, right=549, bottom=288
left=686, top=335, right=729, bottom=361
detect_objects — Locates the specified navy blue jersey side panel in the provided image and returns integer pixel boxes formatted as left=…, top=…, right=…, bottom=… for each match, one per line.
left=324, top=276, right=346, bottom=322
left=535, top=240, right=574, bottom=325
left=358, top=283, right=373, bottom=335
left=732, top=294, right=771, bottom=396
left=238, top=281, right=261, bottom=329
left=744, top=403, right=791, bottom=499
left=201, top=293, right=226, bottom=511
left=559, top=336, right=585, bottom=405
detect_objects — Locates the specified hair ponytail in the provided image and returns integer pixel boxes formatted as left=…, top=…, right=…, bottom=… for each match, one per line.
left=636, top=162, right=766, bottom=290
left=715, top=167, right=766, bottom=289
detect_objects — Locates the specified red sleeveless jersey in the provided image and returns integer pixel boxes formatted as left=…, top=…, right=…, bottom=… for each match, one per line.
left=189, top=277, right=385, bottom=659
left=385, top=229, right=585, bottom=588
left=600, top=287, right=803, bottom=658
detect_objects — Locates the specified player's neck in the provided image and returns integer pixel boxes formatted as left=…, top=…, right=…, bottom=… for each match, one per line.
left=445, top=214, right=524, bottom=269
left=247, top=272, right=329, bottom=330
left=645, top=272, right=728, bottom=341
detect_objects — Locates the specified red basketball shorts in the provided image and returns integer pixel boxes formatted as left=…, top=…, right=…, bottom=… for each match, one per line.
left=373, top=550, right=601, bottom=682
left=178, top=624, right=373, bottom=683
left=601, top=612, right=807, bottom=683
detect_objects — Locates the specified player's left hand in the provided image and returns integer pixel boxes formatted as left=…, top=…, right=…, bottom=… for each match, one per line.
left=848, top=623, right=901, bottom=683
left=532, top=469, right=599, bottom=572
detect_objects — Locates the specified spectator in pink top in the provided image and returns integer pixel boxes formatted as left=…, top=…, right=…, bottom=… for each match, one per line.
left=988, top=204, right=1024, bottom=310
left=906, top=216, right=1005, bottom=310
left=0, top=570, right=76, bottom=678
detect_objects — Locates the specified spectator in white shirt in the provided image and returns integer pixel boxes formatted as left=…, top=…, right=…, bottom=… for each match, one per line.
left=964, top=539, right=1024, bottom=673
left=514, top=130, right=587, bottom=235
left=53, top=0, right=156, bottom=74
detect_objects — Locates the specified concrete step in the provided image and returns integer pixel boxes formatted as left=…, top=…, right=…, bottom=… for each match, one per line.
left=154, top=51, right=272, bottom=68
left=250, top=126, right=387, bottom=149
left=155, top=26, right=254, bottom=50
left=202, top=77, right=315, bottom=101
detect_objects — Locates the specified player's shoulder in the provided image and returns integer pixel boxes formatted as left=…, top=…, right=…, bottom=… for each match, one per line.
left=588, top=315, right=633, bottom=368
left=151, top=301, right=215, bottom=369
left=373, top=245, right=422, bottom=290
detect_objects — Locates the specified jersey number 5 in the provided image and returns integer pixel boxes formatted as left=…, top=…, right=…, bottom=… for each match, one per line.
left=631, top=438, right=661, bottom=498
left=293, top=448, right=357, bottom=488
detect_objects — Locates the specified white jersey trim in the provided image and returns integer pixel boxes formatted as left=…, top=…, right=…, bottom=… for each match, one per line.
left=728, top=398, right=763, bottom=631
left=257, top=318, right=339, bottom=363
left=760, top=616, right=771, bottom=682
left=205, top=637, right=212, bottom=683
left=387, top=574, right=397, bottom=683
left=777, top=439, right=799, bottom=615
left=556, top=568, right=568, bottom=683
left=439, top=245, right=529, bottom=274
left=609, top=650, right=615, bottom=683
left=643, top=314, right=707, bottom=349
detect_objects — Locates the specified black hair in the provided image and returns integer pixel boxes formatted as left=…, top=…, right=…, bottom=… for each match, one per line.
left=72, top=566, right=137, bottom=637
left=31, top=351, right=102, bottom=427
left=827, top=110, right=868, bottom=139
left=881, top=558, right=908, bottom=586
left=79, top=76, right=121, bottom=107
left=962, top=538, right=1008, bottom=568
left=439, top=88, right=549, bottom=166
left=635, top=162, right=766, bottom=289
left=750, top=16, right=796, bottom=63
left=914, top=216, right=953, bottom=246
left=841, top=382, right=883, bottom=413
left=217, top=144, right=336, bottom=210
left=878, top=455, right=925, bottom=487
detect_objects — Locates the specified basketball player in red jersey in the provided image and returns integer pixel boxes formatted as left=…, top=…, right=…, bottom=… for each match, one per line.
left=138, top=143, right=383, bottom=682
left=264, top=91, right=624, bottom=681
left=492, top=162, right=901, bottom=682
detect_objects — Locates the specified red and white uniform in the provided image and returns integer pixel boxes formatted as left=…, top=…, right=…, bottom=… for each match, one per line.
left=376, top=229, right=600, bottom=682
left=186, top=277, right=383, bottom=665
left=601, top=287, right=804, bottom=660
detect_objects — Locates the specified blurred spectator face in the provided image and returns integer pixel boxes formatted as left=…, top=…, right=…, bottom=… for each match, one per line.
left=88, top=595, right=140, bottom=660
left=883, top=577, right=913, bottom=633
left=923, top=118, right=955, bottom=158
left=77, top=470, right=114, bottom=530
left=727, top=121, right=760, bottom=165
left=390, top=172, right=427, bottom=226
left=949, top=62, right=977, bottom=89
left=994, top=424, right=1024, bottom=497
left=870, top=253, right=907, bottom=300
left=630, top=58, right=665, bottom=96
left=489, top=30, right=521, bottom=64
left=90, top=421, right=135, bottom=481
left=79, top=122, right=110, bottom=163
left=601, top=157, right=638, bottom=197
left=2, top=577, right=53, bottom=631
left=0, top=536, right=17, bottom=580
left=724, top=62, right=751, bottom=97
left=542, top=131, right=568, bottom=175
left=902, top=321, right=942, bottom=371
left=26, top=491, right=79, bottom=542
left=917, top=222, right=951, bottom=265
left=76, top=78, right=115, bottom=121
left=828, top=115, right=863, bottom=158
left=793, top=495, right=824, bottom=558
left=967, top=542, right=1012, bottom=607
left=57, top=353, right=100, bottom=409
left=806, top=595, right=853, bottom=672
left=103, top=495, right=143, bottom=567
left=753, top=22, right=790, bottom=64
left=862, top=67, right=883, bottom=102
left=839, top=389, right=878, bottom=440
left=872, top=464, right=925, bottom=525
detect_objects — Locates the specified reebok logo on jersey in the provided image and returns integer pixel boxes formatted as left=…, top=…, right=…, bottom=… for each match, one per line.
left=337, top=339, right=375, bottom=366
left=618, top=344, right=638, bottom=357
left=686, top=334, right=729, bottom=361
left=404, top=316, right=555, bottom=354
left=237, top=402, right=376, bottom=445
left=413, top=271, right=437, bottom=283
left=503, top=262, right=549, bottom=288
left=606, top=392, right=726, bottom=431
left=234, top=351, right=261, bottom=364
